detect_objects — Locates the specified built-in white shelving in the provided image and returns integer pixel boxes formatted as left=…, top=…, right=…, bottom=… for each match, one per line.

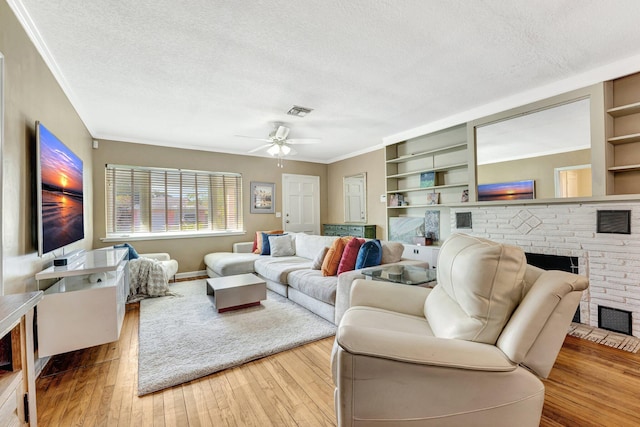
left=605, top=72, right=640, bottom=194
left=385, top=124, right=470, bottom=241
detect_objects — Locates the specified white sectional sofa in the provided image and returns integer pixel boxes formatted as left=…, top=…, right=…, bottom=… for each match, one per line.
left=204, top=233, right=427, bottom=324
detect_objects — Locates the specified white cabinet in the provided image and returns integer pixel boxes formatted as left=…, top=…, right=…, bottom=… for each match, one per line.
left=402, top=244, right=439, bottom=269
left=35, top=248, right=128, bottom=357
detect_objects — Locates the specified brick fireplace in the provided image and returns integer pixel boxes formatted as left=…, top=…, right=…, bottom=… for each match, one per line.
left=450, top=201, right=640, bottom=337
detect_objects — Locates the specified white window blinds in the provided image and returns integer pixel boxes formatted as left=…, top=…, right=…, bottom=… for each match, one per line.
left=105, top=165, right=243, bottom=236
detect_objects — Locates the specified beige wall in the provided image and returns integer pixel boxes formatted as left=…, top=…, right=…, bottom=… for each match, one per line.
left=1, top=1, right=94, bottom=295
left=326, top=149, right=387, bottom=239
left=478, top=149, right=591, bottom=199
left=92, top=139, right=328, bottom=273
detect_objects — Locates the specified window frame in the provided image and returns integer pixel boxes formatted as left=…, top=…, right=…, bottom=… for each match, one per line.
left=104, top=164, right=244, bottom=241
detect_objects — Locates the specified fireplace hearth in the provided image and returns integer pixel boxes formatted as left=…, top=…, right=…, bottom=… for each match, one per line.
left=525, top=252, right=581, bottom=322
left=525, top=252, right=578, bottom=274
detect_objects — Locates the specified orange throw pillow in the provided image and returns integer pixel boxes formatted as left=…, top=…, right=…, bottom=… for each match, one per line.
left=254, top=229, right=284, bottom=254
left=322, top=236, right=353, bottom=276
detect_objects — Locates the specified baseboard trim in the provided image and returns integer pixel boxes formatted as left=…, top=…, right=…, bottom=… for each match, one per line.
left=35, top=355, right=50, bottom=378
left=175, top=270, right=207, bottom=280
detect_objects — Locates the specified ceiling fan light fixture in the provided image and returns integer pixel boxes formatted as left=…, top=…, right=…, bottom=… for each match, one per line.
left=281, top=144, right=291, bottom=155
left=287, top=105, right=313, bottom=117
left=267, top=145, right=280, bottom=156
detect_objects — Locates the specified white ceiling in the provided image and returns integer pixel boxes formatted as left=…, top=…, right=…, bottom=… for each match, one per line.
left=9, top=1, right=640, bottom=163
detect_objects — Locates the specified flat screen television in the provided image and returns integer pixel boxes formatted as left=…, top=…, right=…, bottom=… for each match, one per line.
left=36, top=121, right=84, bottom=256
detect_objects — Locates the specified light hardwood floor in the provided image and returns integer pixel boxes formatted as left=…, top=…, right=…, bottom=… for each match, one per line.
left=36, top=304, right=640, bottom=427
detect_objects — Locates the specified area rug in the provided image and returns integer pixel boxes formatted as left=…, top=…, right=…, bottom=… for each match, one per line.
left=137, top=279, right=337, bottom=395
left=567, top=322, right=640, bottom=353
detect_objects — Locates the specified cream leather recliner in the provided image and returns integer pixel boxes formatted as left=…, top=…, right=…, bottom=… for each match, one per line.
left=139, top=252, right=179, bottom=282
left=331, top=233, right=588, bottom=427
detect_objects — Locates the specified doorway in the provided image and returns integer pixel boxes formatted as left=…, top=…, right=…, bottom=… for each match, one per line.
left=555, top=164, right=592, bottom=198
left=281, top=174, right=320, bottom=234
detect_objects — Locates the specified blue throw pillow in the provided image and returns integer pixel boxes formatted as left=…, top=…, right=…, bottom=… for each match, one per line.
left=355, top=239, right=382, bottom=269
left=114, top=243, right=139, bottom=260
left=261, top=232, right=285, bottom=256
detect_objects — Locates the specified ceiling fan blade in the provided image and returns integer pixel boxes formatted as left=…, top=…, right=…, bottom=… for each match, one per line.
left=235, top=134, right=273, bottom=143
left=285, top=138, right=322, bottom=145
left=248, top=143, right=274, bottom=153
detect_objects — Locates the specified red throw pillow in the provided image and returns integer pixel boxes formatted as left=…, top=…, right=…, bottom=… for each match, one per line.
left=337, top=238, right=365, bottom=274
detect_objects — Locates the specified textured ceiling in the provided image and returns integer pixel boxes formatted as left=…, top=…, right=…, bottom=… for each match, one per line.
left=9, top=1, right=640, bottom=163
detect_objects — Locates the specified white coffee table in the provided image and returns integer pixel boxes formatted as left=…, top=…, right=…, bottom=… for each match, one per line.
left=206, top=273, right=267, bottom=312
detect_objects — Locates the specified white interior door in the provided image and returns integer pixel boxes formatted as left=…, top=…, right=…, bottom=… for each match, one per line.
left=344, top=175, right=365, bottom=222
left=282, top=174, right=320, bottom=234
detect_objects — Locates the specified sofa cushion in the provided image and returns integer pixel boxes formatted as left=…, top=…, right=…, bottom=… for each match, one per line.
left=425, top=233, right=526, bottom=345
left=312, top=247, right=329, bottom=270
left=254, top=256, right=312, bottom=285
left=381, top=241, right=404, bottom=264
left=253, top=229, right=284, bottom=254
left=355, top=239, right=382, bottom=269
left=204, top=252, right=259, bottom=276
left=269, top=234, right=295, bottom=257
left=322, top=237, right=352, bottom=277
left=288, top=269, right=338, bottom=305
left=294, top=233, right=339, bottom=260
left=338, top=238, right=364, bottom=275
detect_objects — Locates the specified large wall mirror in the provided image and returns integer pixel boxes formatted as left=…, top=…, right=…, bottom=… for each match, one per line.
left=475, top=97, right=593, bottom=200
left=344, top=173, right=367, bottom=223
left=0, top=52, right=4, bottom=294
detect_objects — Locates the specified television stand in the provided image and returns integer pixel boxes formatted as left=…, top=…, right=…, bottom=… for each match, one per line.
left=35, top=248, right=129, bottom=357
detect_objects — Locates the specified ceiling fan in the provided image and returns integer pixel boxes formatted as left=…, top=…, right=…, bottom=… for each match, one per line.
left=237, top=123, right=321, bottom=167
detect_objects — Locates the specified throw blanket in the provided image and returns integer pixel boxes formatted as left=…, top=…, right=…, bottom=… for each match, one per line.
left=128, top=257, right=172, bottom=302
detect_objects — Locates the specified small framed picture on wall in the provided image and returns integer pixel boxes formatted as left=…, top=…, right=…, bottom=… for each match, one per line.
left=250, top=182, right=275, bottom=214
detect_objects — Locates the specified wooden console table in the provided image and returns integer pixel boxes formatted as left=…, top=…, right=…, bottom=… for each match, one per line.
left=0, top=291, right=42, bottom=426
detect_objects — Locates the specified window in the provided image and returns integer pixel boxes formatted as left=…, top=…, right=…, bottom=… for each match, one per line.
left=105, top=165, right=242, bottom=237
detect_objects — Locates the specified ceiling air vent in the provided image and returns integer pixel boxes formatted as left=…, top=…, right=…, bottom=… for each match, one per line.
left=287, top=105, right=313, bottom=117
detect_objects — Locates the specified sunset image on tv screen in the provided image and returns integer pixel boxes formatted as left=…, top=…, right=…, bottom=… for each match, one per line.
left=477, top=180, right=535, bottom=202
left=39, top=123, right=84, bottom=254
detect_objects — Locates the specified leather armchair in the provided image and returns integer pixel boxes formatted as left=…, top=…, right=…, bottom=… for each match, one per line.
left=331, top=233, right=588, bottom=426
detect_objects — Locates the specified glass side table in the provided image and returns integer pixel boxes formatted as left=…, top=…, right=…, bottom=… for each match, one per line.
left=361, top=265, right=437, bottom=287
